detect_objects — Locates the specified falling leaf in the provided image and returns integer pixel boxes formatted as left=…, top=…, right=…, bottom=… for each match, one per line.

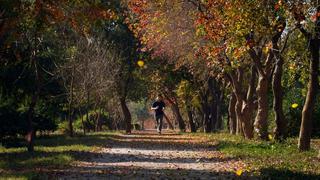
left=235, top=169, right=243, bottom=176
left=291, top=103, right=299, bottom=109
left=268, top=134, right=273, bottom=141
left=137, top=60, right=145, bottom=67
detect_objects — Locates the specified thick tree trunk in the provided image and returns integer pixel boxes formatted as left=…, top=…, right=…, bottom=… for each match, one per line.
left=231, top=67, right=255, bottom=139
left=298, top=7, right=320, bottom=151
left=234, top=97, right=254, bottom=139
left=229, top=93, right=237, bottom=134
left=171, top=104, right=186, bottom=132
left=241, top=104, right=254, bottom=139
left=120, top=97, right=132, bottom=134
left=232, top=68, right=246, bottom=136
left=298, top=39, right=319, bottom=151
left=272, top=52, right=286, bottom=140
left=254, top=75, right=269, bottom=140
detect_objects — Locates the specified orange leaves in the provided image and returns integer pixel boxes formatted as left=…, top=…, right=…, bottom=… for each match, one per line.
left=127, top=0, right=198, bottom=64
left=84, top=7, right=116, bottom=21
left=127, top=0, right=148, bottom=15
left=310, top=12, right=320, bottom=22
left=274, top=0, right=284, bottom=11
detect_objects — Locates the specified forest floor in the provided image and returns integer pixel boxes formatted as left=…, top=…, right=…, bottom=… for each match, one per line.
left=1, top=130, right=319, bottom=179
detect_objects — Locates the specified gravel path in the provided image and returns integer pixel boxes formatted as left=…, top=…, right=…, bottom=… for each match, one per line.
left=58, top=130, right=251, bottom=180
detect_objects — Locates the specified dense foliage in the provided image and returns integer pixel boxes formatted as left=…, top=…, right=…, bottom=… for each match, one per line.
left=0, top=0, right=319, bottom=154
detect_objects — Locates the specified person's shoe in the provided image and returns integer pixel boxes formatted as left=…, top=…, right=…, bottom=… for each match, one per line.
left=158, top=131, right=161, bottom=135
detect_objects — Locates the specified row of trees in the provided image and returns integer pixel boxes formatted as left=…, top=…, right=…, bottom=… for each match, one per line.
left=0, top=0, right=319, bottom=152
left=125, top=0, right=320, bottom=151
left=0, top=0, right=148, bottom=152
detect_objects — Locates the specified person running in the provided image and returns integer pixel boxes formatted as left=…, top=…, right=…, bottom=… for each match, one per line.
left=151, top=95, right=166, bottom=134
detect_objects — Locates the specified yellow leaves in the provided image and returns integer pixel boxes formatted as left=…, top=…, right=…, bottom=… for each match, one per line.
left=268, top=134, right=273, bottom=141
left=291, top=103, right=299, bottom=109
left=289, top=64, right=295, bottom=70
left=263, top=42, right=272, bottom=54
left=235, top=169, right=243, bottom=176
left=137, top=60, right=145, bottom=67
left=263, top=47, right=270, bottom=54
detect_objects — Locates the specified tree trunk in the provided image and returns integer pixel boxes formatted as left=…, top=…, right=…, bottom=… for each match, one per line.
left=254, top=75, right=269, bottom=140
left=26, top=92, right=38, bottom=152
left=171, top=103, right=186, bottom=132
left=186, top=106, right=196, bottom=132
left=235, top=98, right=243, bottom=135
left=272, top=50, right=286, bottom=140
left=215, top=89, right=223, bottom=130
left=234, top=97, right=254, bottom=139
left=298, top=39, right=319, bottom=151
left=120, top=97, right=132, bottom=134
left=95, top=107, right=102, bottom=132
left=26, top=49, right=40, bottom=152
left=201, top=100, right=212, bottom=133
left=231, top=67, right=255, bottom=139
left=210, top=98, right=218, bottom=132
left=163, top=113, right=174, bottom=130
left=79, top=108, right=86, bottom=135
left=208, top=78, right=220, bottom=131
left=86, top=91, right=90, bottom=132
left=229, top=93, right=237, bottom=134
left=232, top=68, right=245, bottom=136
left=241, top=104, right=254, bottom=139
left=68, top=64, right=75, bottom=137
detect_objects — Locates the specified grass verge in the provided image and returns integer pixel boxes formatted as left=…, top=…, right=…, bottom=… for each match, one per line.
left=0, top=132, right=119, bottom=179
left=194, top=133, right=320, bottom=179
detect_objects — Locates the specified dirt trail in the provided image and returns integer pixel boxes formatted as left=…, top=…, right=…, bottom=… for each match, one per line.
left=58, top=130, right=250, bottom=180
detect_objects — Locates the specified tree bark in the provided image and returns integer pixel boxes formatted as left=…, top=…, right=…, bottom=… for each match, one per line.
left=241, top=104, right=254, bottom=139
left=201, top=96, right=212, bottom=133
left=79, top=108, right=86, bottom=135
left=163, top=113, right=174, bottom=130
left=235, top=98, right=243, bottom=135
left=272, top=43, right=286, bottom=140
left=163, top=92, right=186, bottom=132
left=171, top=103, right=186, bottom=132
left=228, top=93, right=237, bottom=134
left=230, top=67, right=255, bottom=139
left=120, top=97, right=132, bottom=134
left=208, top=79, right=218, bottom=132
left=86, top=91, right=90, bottom=132
left=215, top=88, right=223, bottom=130
left=254, top=74, right=269, bottom=140
left=186, top=106, right=196, bottom=132
left=298, top=6, right=319, bottom=151
left=95, top=107, right=102, bottom=132
left=298, top=39, right=319, bottom=151
left=68, top=64, right=75, bottom=137
left=26, top=92, right=38, bottom=152
left=26, top=49, right=40, bottom=152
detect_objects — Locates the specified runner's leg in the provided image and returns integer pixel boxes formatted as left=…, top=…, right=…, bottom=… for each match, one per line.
left=156, top=115, right=160, bottom=132
left=159, top=114, right=163, bottom=133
